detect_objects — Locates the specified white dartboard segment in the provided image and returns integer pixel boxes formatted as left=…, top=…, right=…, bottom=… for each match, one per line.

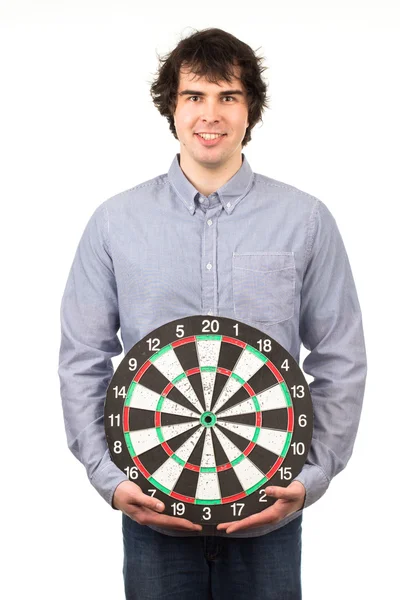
left=217, top=383, right=287, bottom=418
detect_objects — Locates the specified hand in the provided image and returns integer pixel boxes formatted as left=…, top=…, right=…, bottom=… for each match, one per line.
left=216, top=481, right=306, bottom=535
left=112, top=480, right=202, bottom=532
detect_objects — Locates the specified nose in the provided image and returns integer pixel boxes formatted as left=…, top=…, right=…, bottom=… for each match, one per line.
left=201, top=99, right=221, bottom=123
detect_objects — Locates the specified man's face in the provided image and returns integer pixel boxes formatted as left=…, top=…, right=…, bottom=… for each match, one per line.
left=173, top=65, right=249, bottom=168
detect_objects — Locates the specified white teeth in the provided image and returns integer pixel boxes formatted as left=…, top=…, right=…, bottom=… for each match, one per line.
left=197, top=133, right=224, bottom=140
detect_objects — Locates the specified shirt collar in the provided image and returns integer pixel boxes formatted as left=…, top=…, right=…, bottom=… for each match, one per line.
left=167, top=152, right=254, bottom=215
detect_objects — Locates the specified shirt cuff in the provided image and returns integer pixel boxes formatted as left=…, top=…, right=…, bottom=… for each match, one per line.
left=293, top=464, right=330, bottom=509
left=90, top=460, right=128, bottom=509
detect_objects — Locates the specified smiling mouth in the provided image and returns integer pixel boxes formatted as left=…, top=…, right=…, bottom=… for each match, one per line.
left=195, top=133, right=227, bottom=139
left=194, top=133, right=227, bottom=147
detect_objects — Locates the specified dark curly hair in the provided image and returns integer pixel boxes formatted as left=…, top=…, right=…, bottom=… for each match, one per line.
left=149, top=27, right=270, bottom=147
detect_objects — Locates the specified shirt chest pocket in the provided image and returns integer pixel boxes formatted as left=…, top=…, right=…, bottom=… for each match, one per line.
left=232, top=252, right=295, bottom=325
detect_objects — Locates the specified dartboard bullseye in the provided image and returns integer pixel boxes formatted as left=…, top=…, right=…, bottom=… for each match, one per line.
left=105, top=315, right=313, bottom=526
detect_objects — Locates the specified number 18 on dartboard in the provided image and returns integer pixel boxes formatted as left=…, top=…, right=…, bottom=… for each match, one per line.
left=104, top=315, right=313, bottom=526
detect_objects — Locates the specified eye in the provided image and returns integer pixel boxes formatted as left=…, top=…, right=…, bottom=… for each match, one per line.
left=187, top=96, right=236, bottom=102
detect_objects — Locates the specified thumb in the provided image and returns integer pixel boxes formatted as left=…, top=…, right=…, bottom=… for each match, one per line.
left=265, top=484, right=301, bottom=501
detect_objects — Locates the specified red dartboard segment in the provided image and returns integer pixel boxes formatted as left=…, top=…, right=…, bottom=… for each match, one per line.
left=287, top=406, right=294, bottom=432
left=105, top=315, right=313, bottom=528
left=222, top=490, right=248, bottom=504
left=243, top=382, right=256, bottom=396
left=217, top=366, right=231, bottom=376
left=266, top=456, right=285, bottom=479
left=170, top=490, right=196, bottom=503
left=162, top=382, right=174, bottom=396
left=154, top=412, right=162, bottom=428
left=133, top=455, right=151, bottom=479
left=266, top=360, right=284, bottom=382
left=185, top=462, right=201, bottom=472
left=244, top=441, right=257, bottom=456
left=216, top=462, right=231, bottom=472
left=123, top=406, right=129, bottom=431
left=222, top=336, right=246, bottom=348
left=186, top=367, right=200, bottom=376
left=133, top=360, right=152, bottom=382
left=160, top=441, right=174, bottom=457
left=170, top=491, right=195, bottom=504
left=171, top=336, right=196, bottom=348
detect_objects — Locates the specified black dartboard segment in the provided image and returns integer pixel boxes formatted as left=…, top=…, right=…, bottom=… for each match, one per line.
left=105, top=315, right=313, bottom=526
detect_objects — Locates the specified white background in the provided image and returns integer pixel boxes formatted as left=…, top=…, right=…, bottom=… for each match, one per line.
left=1, top=1, right=399, bottom=598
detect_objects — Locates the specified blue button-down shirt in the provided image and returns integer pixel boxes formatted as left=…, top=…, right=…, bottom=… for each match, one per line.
left=58, top=153, right=367, bottom=537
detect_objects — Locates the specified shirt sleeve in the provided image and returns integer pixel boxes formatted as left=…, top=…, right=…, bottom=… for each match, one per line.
left=58, top=202, right=128, bottom=507
left=293, top=199, right=367, bottom=508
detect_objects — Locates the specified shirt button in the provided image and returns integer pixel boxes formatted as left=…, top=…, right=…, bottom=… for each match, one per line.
left=207, top=219, right=213, bottom=226
left=199, top=198, right=204, bottom=204
left=207, top=310, right=213, bottom=315
left=227, top=202, right=231, bottom=208
left=206, top=263, right=212, bottom=270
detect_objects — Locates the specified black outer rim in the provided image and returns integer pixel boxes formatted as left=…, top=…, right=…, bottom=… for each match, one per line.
left=104, top=315, right=313, bottom=526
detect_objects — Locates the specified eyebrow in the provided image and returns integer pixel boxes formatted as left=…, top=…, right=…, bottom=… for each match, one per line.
left=178, top=89, right=245, bottom=97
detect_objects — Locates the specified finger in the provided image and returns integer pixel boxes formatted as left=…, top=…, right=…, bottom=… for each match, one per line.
left=128, top=491, right=165, bottom=513
left=265, top=485, right=301, bottom=501
left=226, top=509, right=281, bottom=534
left=216, top=520, right=235, bottom=531
left=139, top=507, right=203, bottom=531
left=217, top=503, right=288, bottom=534
left=126, top=507, right=202, bottom=531
left=217, top=506, right=280, bottom=531
left=217, top=514, right=259, bottom=533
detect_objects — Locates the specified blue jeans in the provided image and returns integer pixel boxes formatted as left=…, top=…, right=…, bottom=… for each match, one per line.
left=122, top=513, right=302, bottom=599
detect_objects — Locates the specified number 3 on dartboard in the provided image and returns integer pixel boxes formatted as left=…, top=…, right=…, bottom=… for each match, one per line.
left=203, top=507, right=212, bottom=520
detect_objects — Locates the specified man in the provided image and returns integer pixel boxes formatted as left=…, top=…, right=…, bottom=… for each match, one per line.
left=58, top=27, right=367, bottom=599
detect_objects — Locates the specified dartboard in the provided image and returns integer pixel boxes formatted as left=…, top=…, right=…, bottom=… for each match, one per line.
left=105, top=315, right=313, bottom=526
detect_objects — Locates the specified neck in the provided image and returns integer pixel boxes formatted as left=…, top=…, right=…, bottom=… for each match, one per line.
left=178, top=150, right=243, bottom=197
